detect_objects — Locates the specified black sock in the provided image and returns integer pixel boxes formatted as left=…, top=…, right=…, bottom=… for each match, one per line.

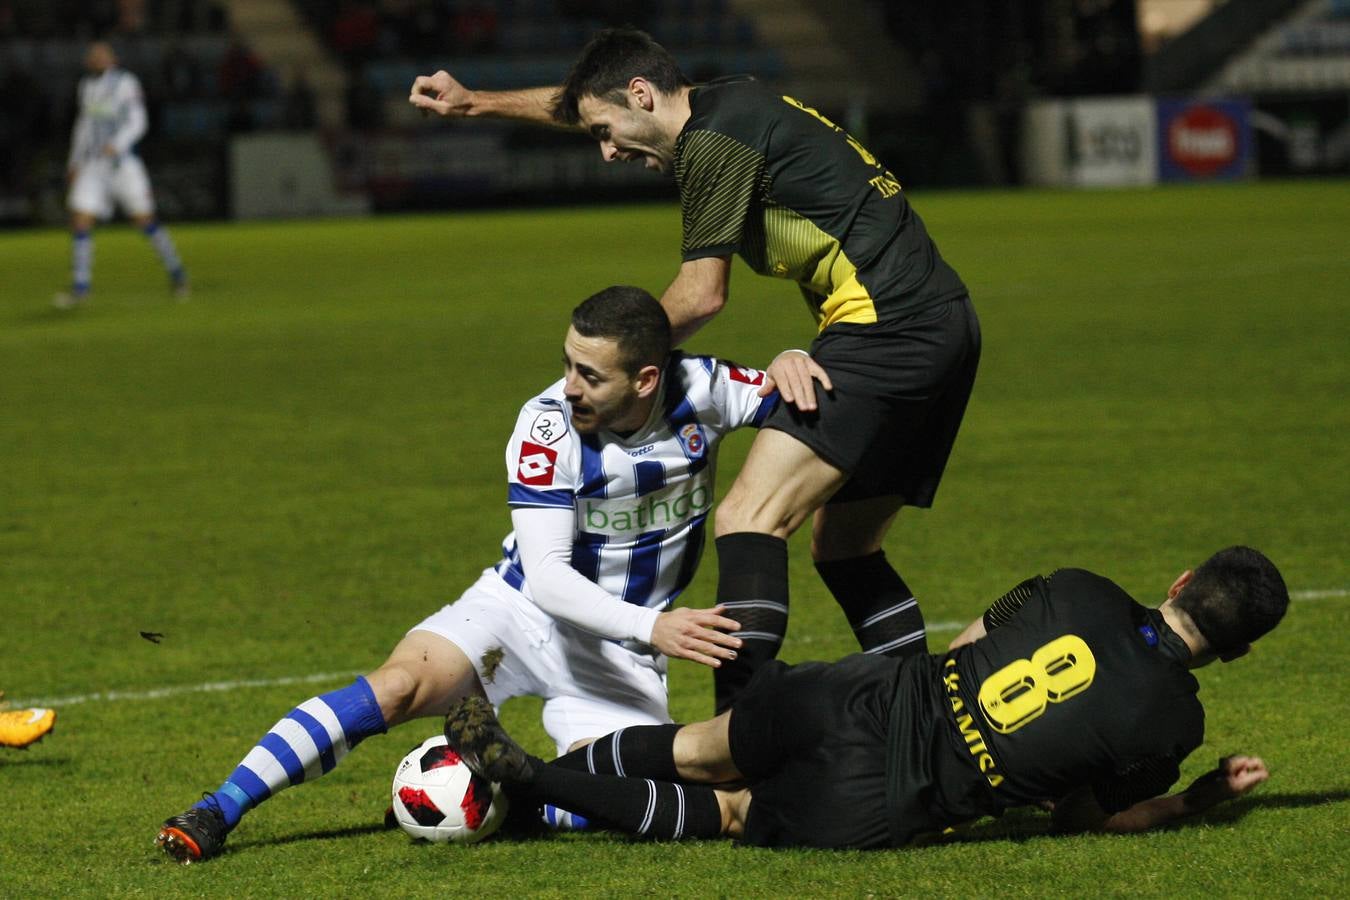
left=816, top=551, right=927, bottom=657
left=712, top=533, right=789, bottom=714
left=529, top=764, right=723, bottom=840
left=551, top=724, right=681, bottom=780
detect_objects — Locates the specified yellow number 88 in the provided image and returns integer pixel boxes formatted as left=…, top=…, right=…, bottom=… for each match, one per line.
left=976, top=635, right=1097, bottom=734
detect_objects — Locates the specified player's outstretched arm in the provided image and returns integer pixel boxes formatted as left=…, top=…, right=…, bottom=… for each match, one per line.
left=660, top=256, right=731, bottom=347
left=409, top=71, right=568, bottom=127
left=1053, top=755, right=1270, bottom=834
left=512, top=507, right=740, bottom=667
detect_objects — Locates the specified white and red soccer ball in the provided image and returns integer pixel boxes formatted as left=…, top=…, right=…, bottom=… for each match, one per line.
left=391, top=734, right=509, bottom=843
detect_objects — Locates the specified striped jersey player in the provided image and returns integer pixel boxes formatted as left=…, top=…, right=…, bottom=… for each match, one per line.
left=56, top=41, right=187, bottom=308
left=496, top=350, right=775, bottom=650
left=156, top=286, right=774, bottom=863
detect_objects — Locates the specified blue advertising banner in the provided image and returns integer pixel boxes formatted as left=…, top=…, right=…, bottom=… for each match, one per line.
left=1157, top=98, right=1253, bottom=181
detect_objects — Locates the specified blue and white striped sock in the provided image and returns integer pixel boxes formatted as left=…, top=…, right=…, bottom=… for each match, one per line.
left=71, top=229, right=92, bottom=294
left=142, top=221, right=184, bottom=282
left=541, top=804, right=591, bottom=831
left=196, top=676, right=386, bottom=829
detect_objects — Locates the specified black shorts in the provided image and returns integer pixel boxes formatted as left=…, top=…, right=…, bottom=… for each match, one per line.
left=728, top=654, right=900, bottom=849
left=762, top=295, right=980, bottom=506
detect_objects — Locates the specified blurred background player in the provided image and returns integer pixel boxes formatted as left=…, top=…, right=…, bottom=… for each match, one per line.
left=411, top=28, right=980, bottom=713
left=156, top=286, right=772, bottom=863
left=0, top=691, right=56, bottom=750
left=54, top=41, right=188, bottom=310
left=446, top=546, right=1287, bottom=848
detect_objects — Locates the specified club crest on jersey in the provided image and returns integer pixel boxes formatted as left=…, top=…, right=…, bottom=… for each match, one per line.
left=530, top=410, right=566, bottom=446
left=678, top=423, right=706, bottom=459
left=728, top=364, right=764, bottom=386
left=517, top=441, right=557, bottom=486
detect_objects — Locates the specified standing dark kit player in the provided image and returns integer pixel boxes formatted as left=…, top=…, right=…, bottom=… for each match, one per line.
left=412, top=29, right=980, bottom=710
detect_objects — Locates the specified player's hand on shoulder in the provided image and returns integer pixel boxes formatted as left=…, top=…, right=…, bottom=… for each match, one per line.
left=763, top=349, right=832, bottom=411
left=651, top=606, right=743, bottom=669
left=410, top=70, right=473, bottom=117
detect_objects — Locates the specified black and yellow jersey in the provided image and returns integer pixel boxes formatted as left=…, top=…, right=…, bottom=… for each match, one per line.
left=886, top=569, right=1205, bottom=841
left=674, top=77, right=968, bottom=332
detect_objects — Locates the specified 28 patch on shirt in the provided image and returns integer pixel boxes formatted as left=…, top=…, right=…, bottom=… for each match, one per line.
left=517, top=442, right=558, bottom=486
left=529, top=410, right=566, bottom=445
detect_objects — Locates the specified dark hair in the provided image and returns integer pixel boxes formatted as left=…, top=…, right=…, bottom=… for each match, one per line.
left=1173, top=546, right=1288, bottom=654
left=552, top=27, right=690, bottom=126
left=571, top=285, right=671, bottom=375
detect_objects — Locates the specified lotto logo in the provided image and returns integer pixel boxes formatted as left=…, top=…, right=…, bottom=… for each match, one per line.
left=728, top=365, right=764, bottom=386
left=517, top=442, right=557, bottom=485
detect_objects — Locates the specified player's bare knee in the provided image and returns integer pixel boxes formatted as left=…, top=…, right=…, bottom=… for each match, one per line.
left=714, top=486, right=797, bottom=539
left=367, top=662, right=422, bottom=725
left=715, top=788, right=750, bottom=838
left=673, top=714, right=739, bottom=782
left=713, top=490, right=749, bottom=536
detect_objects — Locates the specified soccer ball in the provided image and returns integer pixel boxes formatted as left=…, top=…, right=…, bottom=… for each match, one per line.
left=390, top=734, right=509, bottom=843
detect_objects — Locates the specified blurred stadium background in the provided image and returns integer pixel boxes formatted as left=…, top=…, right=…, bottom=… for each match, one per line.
left=1, top=0, right=1348, bottom=224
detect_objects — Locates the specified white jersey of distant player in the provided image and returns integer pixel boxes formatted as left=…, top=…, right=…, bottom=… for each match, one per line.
left=497, top=351, right=775, bottom=619
left=67, top=66, right=155, bottom=218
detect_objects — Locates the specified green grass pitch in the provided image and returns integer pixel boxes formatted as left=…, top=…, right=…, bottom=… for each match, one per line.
left=1, top=181, right=1347, bottom=896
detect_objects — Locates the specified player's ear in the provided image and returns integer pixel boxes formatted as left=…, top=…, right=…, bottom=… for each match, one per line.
left=1167, top=570, right=1193, bottom=600
left=634, top=364, right=661, bottom=398
left=629, top=77, right=655, bottom=111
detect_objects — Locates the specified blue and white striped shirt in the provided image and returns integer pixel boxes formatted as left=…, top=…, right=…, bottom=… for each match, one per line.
left=494, top=352, right=776, bottom=641
left=69, top=67, right=147, bottom=167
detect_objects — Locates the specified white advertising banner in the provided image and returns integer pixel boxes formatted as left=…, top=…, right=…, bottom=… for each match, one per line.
left=1021, top=96, right=1159, bottom=188
left=1066, top=97, right=1158, bottom=187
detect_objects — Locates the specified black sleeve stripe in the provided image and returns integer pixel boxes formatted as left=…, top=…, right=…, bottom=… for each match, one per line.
left=982, top=576, right=1044, bottom=631
left=677, top=129, right=764, bottom=256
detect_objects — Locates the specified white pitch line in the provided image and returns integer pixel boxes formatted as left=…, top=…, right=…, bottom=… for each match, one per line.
left=1292, top=588, right=1348, bottom=600
left=10, top=592, right=1343, bottom=709
left=11, top=671, right=360, bottom=710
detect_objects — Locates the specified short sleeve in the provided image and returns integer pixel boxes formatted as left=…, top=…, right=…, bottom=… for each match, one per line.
left=504, top=400, right=577, bottom=509
left=982, top=576, right=1047, bottom=631
left=676, top=129, right=765, bottom=260
left=709, top=357, right=778, bottom=430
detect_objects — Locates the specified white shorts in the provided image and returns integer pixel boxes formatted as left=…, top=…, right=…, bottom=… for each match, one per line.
left=410, top=570, right=670, bottom=755
left=68, top=155, right=155, bottom=220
